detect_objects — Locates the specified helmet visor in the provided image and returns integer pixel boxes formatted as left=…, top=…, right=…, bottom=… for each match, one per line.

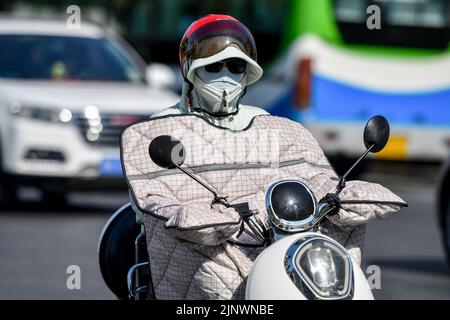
left=181, top=19, right=257, bottom=64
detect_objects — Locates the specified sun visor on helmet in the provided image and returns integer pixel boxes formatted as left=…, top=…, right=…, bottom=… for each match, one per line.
left=187, top=46, right=263, bottom=85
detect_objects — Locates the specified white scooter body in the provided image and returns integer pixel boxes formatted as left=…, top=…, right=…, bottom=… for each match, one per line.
left=246, top=232, right=374, bottom=300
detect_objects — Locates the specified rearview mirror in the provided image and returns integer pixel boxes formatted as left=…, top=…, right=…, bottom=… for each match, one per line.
left=145, top=63, right=177, bottom=90
left=149, top=135, right=185, bottom=169
left=337, top=115, right=390, bottom=193
left=364, top=115, right=390, bottom=153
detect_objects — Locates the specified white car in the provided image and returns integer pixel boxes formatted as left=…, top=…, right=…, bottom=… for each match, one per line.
left=0, top=17, right=179, bottom=205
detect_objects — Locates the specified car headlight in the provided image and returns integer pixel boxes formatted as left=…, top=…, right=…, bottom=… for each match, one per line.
left=9, top=101, right=72, bottom=123
left=285, top=235, right=353, bottom=300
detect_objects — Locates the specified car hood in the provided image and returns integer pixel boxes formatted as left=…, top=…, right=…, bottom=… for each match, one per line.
left=0, top=80, right=180, bottom=114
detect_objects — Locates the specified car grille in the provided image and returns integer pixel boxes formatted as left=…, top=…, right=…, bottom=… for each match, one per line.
left=73, top=112, right=149, bottom=147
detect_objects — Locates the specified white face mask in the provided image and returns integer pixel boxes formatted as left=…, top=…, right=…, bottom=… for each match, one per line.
left=191, top=66, right=246, bottom=116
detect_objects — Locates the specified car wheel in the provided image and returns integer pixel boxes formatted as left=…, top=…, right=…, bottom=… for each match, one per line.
left=0, top=173, right=18, bottom=209
left=445, top=198, right=450, bottom=265
left=41, top=191, right=67, bottom=208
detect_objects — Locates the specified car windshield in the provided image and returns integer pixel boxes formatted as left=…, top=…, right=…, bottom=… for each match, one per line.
left=0, top=35, right=146, bottom=83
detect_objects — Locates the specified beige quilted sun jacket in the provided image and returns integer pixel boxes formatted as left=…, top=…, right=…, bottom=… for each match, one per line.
left=120, top=114, right=406, bottom=300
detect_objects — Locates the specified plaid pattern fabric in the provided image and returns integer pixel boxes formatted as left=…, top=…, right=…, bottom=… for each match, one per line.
left=121, top=114, right=406, bottom=300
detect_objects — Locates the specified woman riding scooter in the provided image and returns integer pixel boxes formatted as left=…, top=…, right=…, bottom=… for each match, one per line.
left=126, top=14, right=377, bottom=300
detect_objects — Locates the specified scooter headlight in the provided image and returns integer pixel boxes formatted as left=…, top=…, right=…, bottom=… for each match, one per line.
left=285, top=236, right=353, bottom=299
left=304, top=246, right=337, bottom=288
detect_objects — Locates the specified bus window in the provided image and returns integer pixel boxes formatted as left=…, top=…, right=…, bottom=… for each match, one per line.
left=387, top=0, right=448, bottom=28
left=334, top=0, right=367, bottom=23
left=333, top=0, right=450, bottom=50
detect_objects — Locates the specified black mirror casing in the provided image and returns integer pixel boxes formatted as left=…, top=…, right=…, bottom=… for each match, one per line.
left=149, top=135, right=186, bottom=169
left=364, top=115, right=390, bottom=153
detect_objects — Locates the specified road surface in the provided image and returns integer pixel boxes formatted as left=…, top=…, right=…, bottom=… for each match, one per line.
left=0, top=162, right=448, bottom=299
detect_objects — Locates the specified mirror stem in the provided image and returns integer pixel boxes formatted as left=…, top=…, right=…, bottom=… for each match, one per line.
left=336, top=144, right=374, bottom=194
left=175, top=164, right=221, bottom=200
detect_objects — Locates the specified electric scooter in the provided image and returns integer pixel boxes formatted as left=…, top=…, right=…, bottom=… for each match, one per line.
left=98, top=115, right=392, bottom=300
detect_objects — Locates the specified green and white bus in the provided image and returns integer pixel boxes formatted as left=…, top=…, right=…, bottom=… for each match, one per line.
left=251, top=0, right=450, bottom=162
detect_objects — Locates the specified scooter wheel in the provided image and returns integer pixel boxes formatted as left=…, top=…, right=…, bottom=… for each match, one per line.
left=98, top=203, right=141, bottom=299
left=445, top=200, right=450, bottom=266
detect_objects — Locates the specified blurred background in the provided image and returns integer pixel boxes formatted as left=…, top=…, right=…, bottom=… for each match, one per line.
left=0, top=0, right=449, bottom=299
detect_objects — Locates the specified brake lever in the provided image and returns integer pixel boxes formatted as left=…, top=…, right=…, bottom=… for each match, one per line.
left=312, top=193, right=341, bottom=226
left=229, top=203, right=268, bottom=245
left=210, top=196, right=229, bottom=208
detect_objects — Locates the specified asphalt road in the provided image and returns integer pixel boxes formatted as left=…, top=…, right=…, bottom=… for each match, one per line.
left=0, top=162, right=449, bottom=300
left=363, top=162, right=450, bottom=299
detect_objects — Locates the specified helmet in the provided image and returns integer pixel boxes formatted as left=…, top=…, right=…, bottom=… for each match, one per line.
left=179, top=14, right=263, bottom=86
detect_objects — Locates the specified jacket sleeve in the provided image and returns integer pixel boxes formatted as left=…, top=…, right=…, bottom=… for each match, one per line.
left=144, top=195, right=242, bottom=246
left=326, top=180, right=407, bottom=230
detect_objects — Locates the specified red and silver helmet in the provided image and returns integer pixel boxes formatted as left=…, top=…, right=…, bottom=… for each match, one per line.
left=179, top=14, right=263, bottom=85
